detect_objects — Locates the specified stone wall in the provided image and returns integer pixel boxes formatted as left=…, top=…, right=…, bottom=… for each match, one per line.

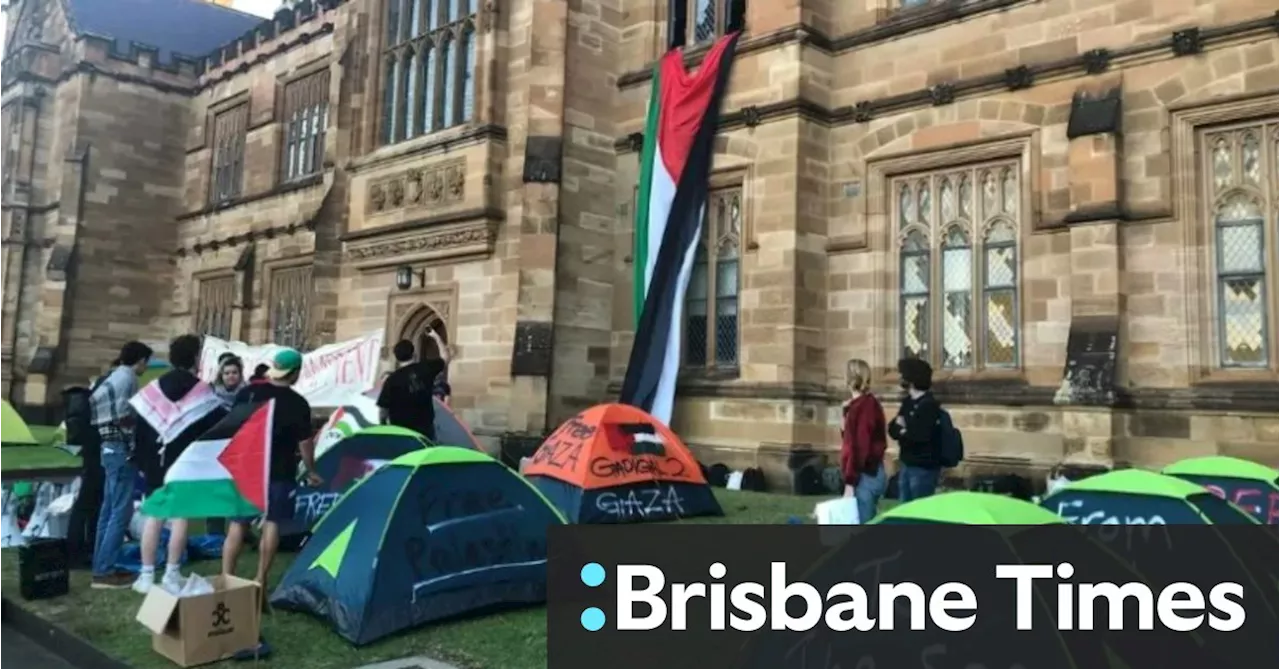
left=608, top=0, right=1280, bottom=487
left=164, top=10, right=341, bottom=347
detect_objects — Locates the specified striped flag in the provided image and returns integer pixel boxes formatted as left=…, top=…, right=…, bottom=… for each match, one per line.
left=621, top=31, right=741, bottom=426
left=140, top=400, right=274, bottom=520
left=621, top=422, right=666, bottom=456
left=130, top=380, right=225, bottom=449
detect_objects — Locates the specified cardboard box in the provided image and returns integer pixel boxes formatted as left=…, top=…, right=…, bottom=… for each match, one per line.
left=135, top=575, right=261, bottom=667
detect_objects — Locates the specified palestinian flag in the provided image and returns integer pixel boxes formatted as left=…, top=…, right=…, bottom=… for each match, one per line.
left=313, top=395, right=379, bottom=460
left=140, top=400, right=274, bottom=519
left=621, top=422, right=665, bottom=456
left=621, top=31, right=741, bottom=425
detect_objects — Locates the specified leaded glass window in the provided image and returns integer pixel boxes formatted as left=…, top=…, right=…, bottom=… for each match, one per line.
left=381, top=0, right=477, bottom=146
left=684, top=185, right=742, bottom=369
left=1204, top=122, right=1278, bottom=368
left=895, top=161, right=1021, bottom=369
left=269, top=265, right=313, bottom=350
left=281, top=69, right=329, bottom=182
left=196, top=276, right=235, bottom=340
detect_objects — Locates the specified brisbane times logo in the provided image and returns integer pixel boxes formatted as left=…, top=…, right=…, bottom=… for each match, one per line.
left=571, top=561, right=1247, bottom=634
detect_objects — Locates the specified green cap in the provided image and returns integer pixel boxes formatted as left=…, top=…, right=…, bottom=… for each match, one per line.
left=266, top=348, right=303, bottom=379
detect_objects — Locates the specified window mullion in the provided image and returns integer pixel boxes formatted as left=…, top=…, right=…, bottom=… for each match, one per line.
left=706, top=241, right=717, bottom=368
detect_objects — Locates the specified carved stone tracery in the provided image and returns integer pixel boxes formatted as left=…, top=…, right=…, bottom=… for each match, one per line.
left=344, top=223, right=496, bottom=262
left=366, top=158, right=466, bottom=215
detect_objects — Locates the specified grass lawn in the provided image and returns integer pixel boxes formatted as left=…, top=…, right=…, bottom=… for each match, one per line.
left=2, top=424, right=79, bottom=474
left=1, top=489, right=828, bottom=669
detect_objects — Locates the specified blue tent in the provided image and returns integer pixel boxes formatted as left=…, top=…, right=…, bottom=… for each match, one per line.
left=269, top=447, right=568, bottom=645
left=281, top=426, right=433, bottom=537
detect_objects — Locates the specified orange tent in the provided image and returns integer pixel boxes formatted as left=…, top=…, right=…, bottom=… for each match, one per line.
left=524, top=403, right=723, bottom=523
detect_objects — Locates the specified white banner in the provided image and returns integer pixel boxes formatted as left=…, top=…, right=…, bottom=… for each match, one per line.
left=199, top=330, right=385, bottom=408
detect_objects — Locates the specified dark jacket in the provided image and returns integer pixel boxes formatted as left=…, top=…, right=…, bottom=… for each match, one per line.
left=841, top=394, right=887, bottom=486
left=888, top=391, right=943, bottom=468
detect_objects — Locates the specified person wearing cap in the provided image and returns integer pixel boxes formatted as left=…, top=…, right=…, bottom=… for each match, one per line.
left=888, top=357, right=944, bottom=502
left=221, top=348, right=322, bottom=602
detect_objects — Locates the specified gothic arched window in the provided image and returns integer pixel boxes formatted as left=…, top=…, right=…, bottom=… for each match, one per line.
left=895, top=161, right=1022, bottom=369
left=381, top=0, right=477, bottom=146
left=1203, top=122, right=1278, bottom=368
left=684, top=184, right=743, bottom=369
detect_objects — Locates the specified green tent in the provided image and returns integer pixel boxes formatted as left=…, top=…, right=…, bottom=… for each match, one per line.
left=1042, top=468, right=1260, bottom=524
left=872, top=491, right=1066, bottom=525
left=1162, top=456, right=1279, bottom=525
left=1, top=400, right=37, bottom=445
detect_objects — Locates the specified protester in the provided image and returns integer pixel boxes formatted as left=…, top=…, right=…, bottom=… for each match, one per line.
left=211, top=354, right=245, bottom=409
left=888, top=357, right=943, bottom=503
left=61, top=383, right=103, bottom=569
left=131, top=335, right=229, bottom=594
left=377, top=331, right=448, bottom=441
left=89, top=341, right=152, bottom=589
left=840, top=358, right=887, bottom=523
left=221, top=348, right=321, bottom=604
left=249, top=363, right=270, bottom=384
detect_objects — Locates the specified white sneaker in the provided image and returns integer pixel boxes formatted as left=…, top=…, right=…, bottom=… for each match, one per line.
left=161, top=571, right=183, bottom=593
left=131, top=573, right=155, bottom=594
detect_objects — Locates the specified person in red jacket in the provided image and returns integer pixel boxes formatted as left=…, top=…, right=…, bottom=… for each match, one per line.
left=841, top=358, right=888, bottom=523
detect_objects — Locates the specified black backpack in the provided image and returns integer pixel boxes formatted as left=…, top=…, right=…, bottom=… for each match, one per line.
left=61, top=382, right=102, bottom=451
left=936, top=407, right=965, bottom=468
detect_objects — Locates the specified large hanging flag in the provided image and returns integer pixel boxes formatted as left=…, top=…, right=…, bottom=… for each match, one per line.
left=140, top=400, right=275, bottom=520
left=129, top=380, right=225, bottom=448
left=621, top=31, right=741, bottom=425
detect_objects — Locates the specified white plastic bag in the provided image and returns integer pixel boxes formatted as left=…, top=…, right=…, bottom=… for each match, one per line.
left=814, top=497, right=861, bottom=525
left=726, top=471, right=744, bottom=491
left=22, top=486, right=77, bottom=539
left=0, top=488, right=25, bottom=547
left=1045, top=473, right=1071, bottom=497
left=176, top=574, right=215, bottom=597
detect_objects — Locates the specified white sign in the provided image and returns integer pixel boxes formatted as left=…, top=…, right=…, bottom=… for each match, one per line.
left=199, top=330, right=385, bottom=408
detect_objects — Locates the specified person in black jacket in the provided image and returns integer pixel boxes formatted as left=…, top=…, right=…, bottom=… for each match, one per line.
left=130, top=335, right=229, bottom=594
left=62, top=384, right=103, bottom=569
left=888, top=358, right=942, bottom=502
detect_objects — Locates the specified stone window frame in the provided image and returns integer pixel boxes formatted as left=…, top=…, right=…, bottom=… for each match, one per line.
left=278, top=65, right=331, bottom=183
left=670, top=0, right=741, bottom=50
left=681, top=168, right=749, bottom=378
left=1171, top=94, right=1280, bottom=384
left=263, top=257, right=314, bottom=350
left=379, top=0, right=478, bottom=147
left=207, top=100, right=249, bottom=205
left=193, top=270, right=237, bottom=341
left=870, top=132, right=1038, bottom=381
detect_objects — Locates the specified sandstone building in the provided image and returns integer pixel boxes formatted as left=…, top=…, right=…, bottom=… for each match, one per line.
left=3, top=0, right=1277, bottom=486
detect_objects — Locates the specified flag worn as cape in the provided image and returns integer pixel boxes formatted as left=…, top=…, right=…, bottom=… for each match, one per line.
left=130, top=380, right=225, bottom=447
left=621, top=31, right=740, bottom=425
left=140, top=400, right=274, bottom=519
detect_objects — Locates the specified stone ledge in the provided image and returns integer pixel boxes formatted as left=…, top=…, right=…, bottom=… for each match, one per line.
left=606, top=378, right=1278, bottom=412
left=343, top=213, right=502, bottom=270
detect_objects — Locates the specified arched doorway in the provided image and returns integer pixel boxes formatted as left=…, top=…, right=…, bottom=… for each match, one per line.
left=396, top=304, right=449, bottom=363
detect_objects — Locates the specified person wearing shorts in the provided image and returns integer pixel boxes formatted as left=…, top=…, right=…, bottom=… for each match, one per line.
left=220, top=348, right=321, bottom=604
left=131, top=334, right=228, bottom=594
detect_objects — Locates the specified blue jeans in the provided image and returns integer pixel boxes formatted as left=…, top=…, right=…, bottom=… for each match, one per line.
left=854, top=466, right=887, bottom=523
left=898, top=465, right=940, bottom=503
left=92, top=444, right=136, bottom=576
